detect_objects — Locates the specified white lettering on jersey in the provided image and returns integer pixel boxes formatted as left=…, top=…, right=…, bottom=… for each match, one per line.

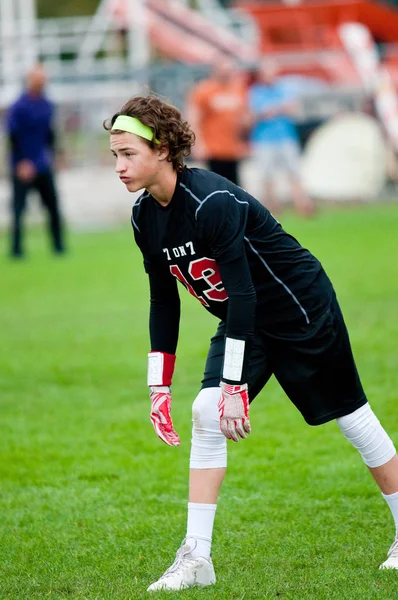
left=162, top=241, right=195, bottom=261
left=186, top=241, right=195, bottom=255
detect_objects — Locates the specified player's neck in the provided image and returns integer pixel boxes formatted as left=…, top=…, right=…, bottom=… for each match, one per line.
left=147, top=169, right=178, bottom=207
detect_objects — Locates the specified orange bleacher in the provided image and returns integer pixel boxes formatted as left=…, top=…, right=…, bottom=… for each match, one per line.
left=237, top=0, right=398, bottom=85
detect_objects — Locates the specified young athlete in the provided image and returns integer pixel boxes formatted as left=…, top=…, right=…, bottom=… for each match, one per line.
left=105, top=95, right=398, bottom=591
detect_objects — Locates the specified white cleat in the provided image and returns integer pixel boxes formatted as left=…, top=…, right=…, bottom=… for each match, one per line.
left=380, top=539, right=398, bottom=569
left=147, top=539, right=216, bottom=591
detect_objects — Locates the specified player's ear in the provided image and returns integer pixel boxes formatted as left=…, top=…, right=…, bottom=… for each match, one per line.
left=157, top=143, right=170, bottom=162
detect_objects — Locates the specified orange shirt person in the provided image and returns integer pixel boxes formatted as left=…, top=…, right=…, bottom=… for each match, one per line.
left=187, top=60, right=248, bottom=186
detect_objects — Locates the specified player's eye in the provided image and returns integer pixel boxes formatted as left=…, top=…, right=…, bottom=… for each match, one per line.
left=125, top=152, right=134, bottom=158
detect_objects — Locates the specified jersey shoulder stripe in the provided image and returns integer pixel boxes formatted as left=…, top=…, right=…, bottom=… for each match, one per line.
left=195, top=189, right=249, bottom=219
left=180, top=181, right=249, bottom=220
left=131, top=191, right=150, bottom=232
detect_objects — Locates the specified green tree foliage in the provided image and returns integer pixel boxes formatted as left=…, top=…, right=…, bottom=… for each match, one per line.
left=37, top=0, right=100, bottom=18
left=37, top=0, right=232, bottom=18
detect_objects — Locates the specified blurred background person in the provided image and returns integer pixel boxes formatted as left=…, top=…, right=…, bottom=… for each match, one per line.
left=186, top=59, right=249, bottom=186
left=248, top=61, right=315, bottom=217
left=6, top=63, right=66, bottom=259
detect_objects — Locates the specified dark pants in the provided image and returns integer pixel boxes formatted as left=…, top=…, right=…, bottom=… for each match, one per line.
left=10, top=170, right=65, bottom=257
left=208, top=159, right=240, bottom=186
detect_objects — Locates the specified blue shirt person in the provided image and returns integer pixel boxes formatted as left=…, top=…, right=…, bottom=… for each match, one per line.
left=247, top=63, right=314, bottom=217
left=248, top=78, right=300, bottom=146
left=6, top=64, right=65, bottom=258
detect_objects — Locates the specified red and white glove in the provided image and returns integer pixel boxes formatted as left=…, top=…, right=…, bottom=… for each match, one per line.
left=218, top=382, right=251, bottom=442
left=149, top=386, right=180, bottom=446
left=147, top=351, right=179, bottom=446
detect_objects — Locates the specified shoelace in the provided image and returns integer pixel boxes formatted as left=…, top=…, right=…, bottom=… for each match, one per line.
left=388, top=539, right=398, bottom=557
left=160, top=548, right=197, bottom=581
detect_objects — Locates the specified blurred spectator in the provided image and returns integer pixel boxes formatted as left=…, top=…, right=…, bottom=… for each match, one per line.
left=248, top=62, right=314, bottom=216
left=6, top=64, right=66, bottom=258
left=186, top=59, right=248, bottom=186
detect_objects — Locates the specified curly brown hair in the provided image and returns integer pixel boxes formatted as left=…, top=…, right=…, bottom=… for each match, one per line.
left=103, top=95, right=195, bottom=172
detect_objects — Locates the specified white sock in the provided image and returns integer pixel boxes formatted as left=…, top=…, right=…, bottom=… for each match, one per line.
left=382, top=491, right=398, bottom=538
left=186, top=502, right=217, bottom=559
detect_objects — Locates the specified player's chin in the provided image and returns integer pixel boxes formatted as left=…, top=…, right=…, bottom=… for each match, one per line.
left=124, top=180, right=142, bottom=193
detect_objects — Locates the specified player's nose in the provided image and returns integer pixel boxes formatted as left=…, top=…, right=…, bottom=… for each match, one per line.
left=115, top=158, right=126, bottom=173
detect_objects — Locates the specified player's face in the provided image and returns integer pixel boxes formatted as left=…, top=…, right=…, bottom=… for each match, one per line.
left=110, top=132, right=161, bottom=192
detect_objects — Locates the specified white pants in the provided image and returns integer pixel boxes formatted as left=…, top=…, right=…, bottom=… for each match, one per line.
left=252, top=141, right=301, bottom=180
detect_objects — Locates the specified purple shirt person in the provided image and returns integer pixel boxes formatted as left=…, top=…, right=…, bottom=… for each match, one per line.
left=5, top=64, right=65, bottom=258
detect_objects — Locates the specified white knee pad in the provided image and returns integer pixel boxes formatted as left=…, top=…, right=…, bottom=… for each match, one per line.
left=190, top=387, right=227, bottom=470
left=337, top=403, right=396, bottom=468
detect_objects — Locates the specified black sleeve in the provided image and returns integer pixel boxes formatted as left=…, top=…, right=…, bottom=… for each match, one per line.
left=148, top=267, right=180, bottom=355
left=197, top=193, right=256, bottom=384
left=217, top=253, right=256, bottom=340
left=217, top=253, right=256, bottom=384
left=133, top=221, right=180, bottom=355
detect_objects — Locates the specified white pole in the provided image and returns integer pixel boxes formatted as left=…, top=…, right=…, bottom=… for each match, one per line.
left=76, top=0, right=110, bottom=74
left=127, top=0, right=150, bottom=70
left=0, top=0, right=17, bottom=87
left=18, top=0, right=38, bottom=71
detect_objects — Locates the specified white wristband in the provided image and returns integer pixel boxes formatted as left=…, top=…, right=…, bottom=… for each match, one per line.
left=147, top=351, right=176, bottom=386
left=222, top=337, right=245, bottom=382
left=147, top=352, right=164, bottom=386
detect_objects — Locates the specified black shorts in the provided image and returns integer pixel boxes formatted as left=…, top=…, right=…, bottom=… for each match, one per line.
left=201, top=292, right=367, bottom=425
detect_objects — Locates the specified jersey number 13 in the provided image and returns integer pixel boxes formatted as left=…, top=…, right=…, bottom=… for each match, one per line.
left=170, top=257, right=228, bottom=307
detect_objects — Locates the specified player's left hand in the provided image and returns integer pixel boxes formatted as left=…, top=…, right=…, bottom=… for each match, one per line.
left=218, top=382, right=251, bottom=442
left=149, top=386, right=181, bottom=447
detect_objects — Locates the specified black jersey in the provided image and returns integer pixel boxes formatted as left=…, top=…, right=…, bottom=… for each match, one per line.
left=132, top=167, right=333, bottom=381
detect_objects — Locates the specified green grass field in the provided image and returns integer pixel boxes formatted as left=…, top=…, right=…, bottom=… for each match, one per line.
left=1, top=204, right=398, bottom=600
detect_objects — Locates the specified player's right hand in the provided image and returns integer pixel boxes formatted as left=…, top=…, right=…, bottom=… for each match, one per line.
left=149, top=386, right=180, bottom=447
left=218, top=382, right=251, bottom=442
